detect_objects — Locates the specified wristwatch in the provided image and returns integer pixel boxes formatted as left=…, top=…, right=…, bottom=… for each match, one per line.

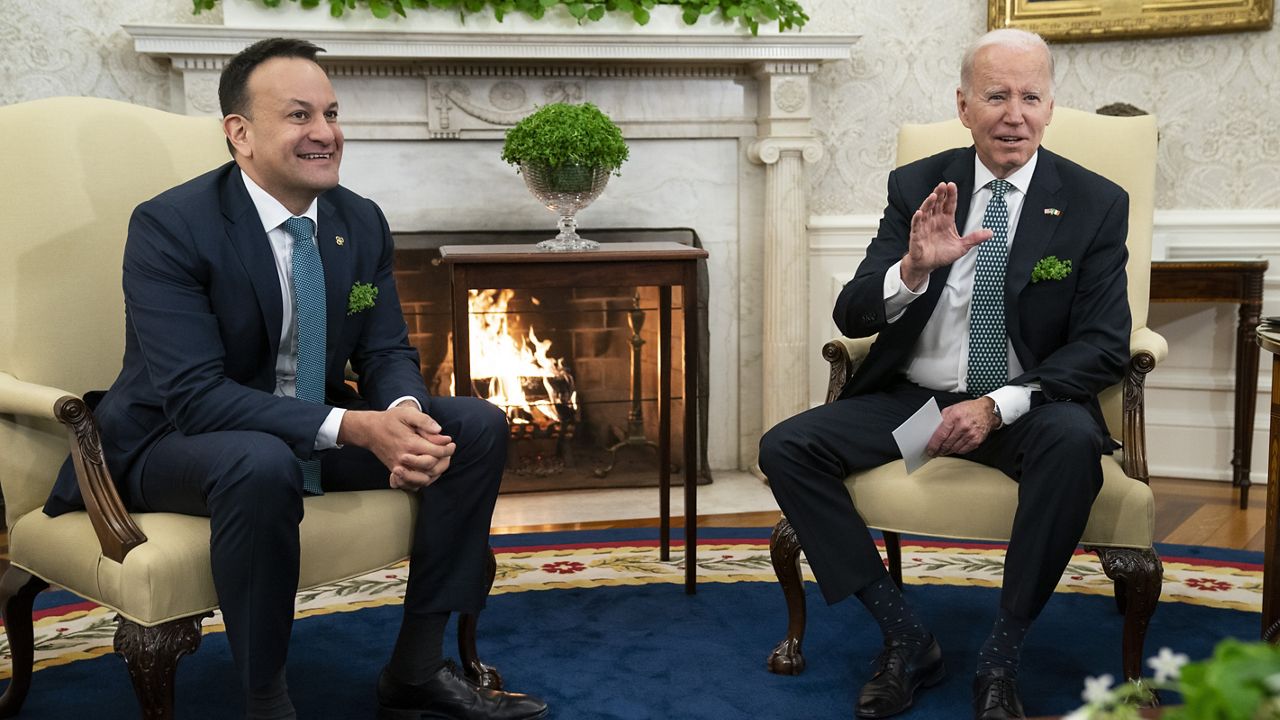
left=990, top=399, right=1004, bottom=428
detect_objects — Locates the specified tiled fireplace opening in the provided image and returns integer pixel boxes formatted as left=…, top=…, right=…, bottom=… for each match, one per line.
left=392, top=229, right=710, bottom=493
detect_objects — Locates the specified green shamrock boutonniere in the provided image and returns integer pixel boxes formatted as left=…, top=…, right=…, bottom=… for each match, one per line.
left=347, top=282, right=378, bottom=315
left=1031, top=255, right=1072, bottom=283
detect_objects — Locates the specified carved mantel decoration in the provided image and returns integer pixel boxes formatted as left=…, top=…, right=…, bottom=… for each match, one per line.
left=124, top=22, right=856, bottom=470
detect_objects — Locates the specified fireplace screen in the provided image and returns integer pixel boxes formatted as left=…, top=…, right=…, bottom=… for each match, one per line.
left=393, top=228, right=709, bottom=493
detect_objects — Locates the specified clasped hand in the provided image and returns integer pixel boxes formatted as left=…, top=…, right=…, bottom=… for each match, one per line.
left=901, top=182, right=994, bottom=290
left=338, top=403, right=455, bottom=490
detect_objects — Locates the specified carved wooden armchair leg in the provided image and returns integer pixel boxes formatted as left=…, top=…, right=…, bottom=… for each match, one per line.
left=767, top=516, right=808, bottom=675
left=0, top=567, right=50, bottom=717
left=1089, top=546, right=1162, bottom=682
left=459, top=545, right=504, bottom=690
left=882, top=531, right=904, bottom=590
left=114, top=614, right=207, bottom=719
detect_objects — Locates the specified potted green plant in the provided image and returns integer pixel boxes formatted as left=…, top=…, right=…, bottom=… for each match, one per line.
left=500, top=102, right=629, bottom=251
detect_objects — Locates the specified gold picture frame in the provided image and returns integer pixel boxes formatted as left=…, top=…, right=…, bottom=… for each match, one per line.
left=990, top=0, right=1274, bottom=42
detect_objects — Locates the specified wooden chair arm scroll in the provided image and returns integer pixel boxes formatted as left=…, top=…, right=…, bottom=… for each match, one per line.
left=1120, top=350, right=1156, bottom=484
left=822, top=336, right=876, bottom=404
left=54, top=396, right=147, bottom=563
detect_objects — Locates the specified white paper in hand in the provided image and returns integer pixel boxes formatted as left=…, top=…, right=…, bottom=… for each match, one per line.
left=891, top=397, right=943, bottom=474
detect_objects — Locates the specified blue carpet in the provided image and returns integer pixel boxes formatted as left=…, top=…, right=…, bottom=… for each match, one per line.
left=6, top=531, right=1264, bottom=719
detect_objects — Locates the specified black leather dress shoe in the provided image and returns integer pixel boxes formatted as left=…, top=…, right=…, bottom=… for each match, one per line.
left=972, top=668, right=1025, bottom=719
left=854, top=635, right=945, bottom=719
left=376, top=661, right=549, bottom=720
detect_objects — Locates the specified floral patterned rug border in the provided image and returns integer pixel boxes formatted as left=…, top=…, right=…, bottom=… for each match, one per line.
left=3, top=540, right=1261, bottom=679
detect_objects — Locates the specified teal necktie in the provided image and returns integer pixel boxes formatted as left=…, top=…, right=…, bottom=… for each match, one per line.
left=967, top=179, right=1012, bottom=396
left=283, top=216, right=325, bottom=496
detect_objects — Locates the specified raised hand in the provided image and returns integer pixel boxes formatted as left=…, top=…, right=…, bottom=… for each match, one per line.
left=901, top=182, right=994, bottom=290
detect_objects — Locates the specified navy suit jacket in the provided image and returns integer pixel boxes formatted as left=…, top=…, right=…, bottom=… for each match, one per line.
left=833, top=146, right=1132, bottom=434
left=45, top=163, right=429, bottom=516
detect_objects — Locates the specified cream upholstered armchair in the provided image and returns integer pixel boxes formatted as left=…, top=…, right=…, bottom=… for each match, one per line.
left=766, top=107, right=1166, bottom=682
left=0, top=97, right=499, bottom=718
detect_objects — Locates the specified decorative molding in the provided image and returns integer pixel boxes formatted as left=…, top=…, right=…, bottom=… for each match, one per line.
left=326, top=62, right=757, bottom=79
left=429, top=78, right=584, bottom=129
left=124, top=24, right=856, bottom=64
left=773, top=79, right=807, bottom=113
left=754, top=60, right=825, bottom=75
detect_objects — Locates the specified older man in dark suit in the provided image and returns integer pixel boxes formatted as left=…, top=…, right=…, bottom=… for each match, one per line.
left=43, top=38, right=547, bottom=720
left=759, top=28, right=1130, bottom=720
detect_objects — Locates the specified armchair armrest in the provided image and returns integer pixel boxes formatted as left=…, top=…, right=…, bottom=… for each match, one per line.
left=1129, top=326, right=1168, bottom=365
left=0, top=372, right=146, bottom=563
left=1120, top=326, right=1166, bottom=483
left=821, top=335, right=876, bottom=404
left=0, top=371, right=70, bottom=419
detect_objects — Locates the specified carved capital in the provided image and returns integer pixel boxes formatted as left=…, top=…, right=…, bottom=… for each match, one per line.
left=177, top=69, right=220, bottom=117
left=752, top=68, right=818, bottom=139
left=747, top=137, right=824, bottom=166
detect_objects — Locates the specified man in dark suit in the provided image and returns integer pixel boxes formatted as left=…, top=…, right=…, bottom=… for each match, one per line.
left=759, top=29, right=1130, bottom=720
left=43, top=38, right=548, bottom=720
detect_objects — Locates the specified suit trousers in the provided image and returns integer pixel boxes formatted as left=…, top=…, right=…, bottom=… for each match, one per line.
left=135, top=395, right=508, bottom=692
left=759, top=380, right=1109, bottom=621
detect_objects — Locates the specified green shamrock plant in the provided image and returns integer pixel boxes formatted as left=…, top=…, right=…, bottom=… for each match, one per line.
left=348, top=282, right=379, bottom=315
left=1031, top=255, right=1072, bottom=283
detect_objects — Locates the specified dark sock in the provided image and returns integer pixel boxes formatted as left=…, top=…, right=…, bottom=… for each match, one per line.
left=246, top=667, right=295, bottom=720
left=387, top=611, right=450, bottom=685
left=976, top=608, right=1031, bottom=677
left=855, top=575, right=929, bottom=646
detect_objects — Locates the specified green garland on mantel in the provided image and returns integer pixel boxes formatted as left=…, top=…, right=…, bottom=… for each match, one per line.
left=192, top=0, right=809, bottom=35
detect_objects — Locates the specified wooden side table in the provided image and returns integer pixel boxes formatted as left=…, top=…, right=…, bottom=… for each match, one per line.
left=440, top=241, right=708, bottom=594
left=1151, top=259, right=1268, bottom=508
left=1254, top=327, right=1280, bottom=643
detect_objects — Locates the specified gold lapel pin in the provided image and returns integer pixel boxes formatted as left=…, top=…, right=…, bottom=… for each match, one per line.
left=335, top=235, right=345, bottom=246
left=1043, top=208, right=1062, bottom=217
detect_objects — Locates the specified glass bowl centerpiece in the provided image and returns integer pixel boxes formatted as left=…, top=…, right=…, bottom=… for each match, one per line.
left=501, top=102, right=629, bottom=252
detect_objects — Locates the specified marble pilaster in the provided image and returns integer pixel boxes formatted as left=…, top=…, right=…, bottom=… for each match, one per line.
left=749, top=63, right=825, bottom=430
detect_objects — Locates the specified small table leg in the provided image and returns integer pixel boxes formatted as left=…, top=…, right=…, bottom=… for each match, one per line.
left=658, top=287, right=672, bottom=562
left=451, top=269, right=472, bottom=398
left=683, top=267, right=699, bottom=594
left=1234, top=299, right=1263, bottom=509
left=1266, top=352, right=1280, bottom=642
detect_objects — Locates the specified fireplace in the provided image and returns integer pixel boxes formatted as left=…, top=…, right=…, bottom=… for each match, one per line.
left=393, top=229, right=709, bottom=492
left=125, top=23, right=855, bottom=475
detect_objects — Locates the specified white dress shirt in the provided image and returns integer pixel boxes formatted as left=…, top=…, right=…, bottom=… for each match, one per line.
left=240, top=172, right=418, bottom=450
left=880, top=153, right=1040, bottom=425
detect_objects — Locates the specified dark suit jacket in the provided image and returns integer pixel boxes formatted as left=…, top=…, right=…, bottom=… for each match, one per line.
left=833, top=146, right=1132, bottom=434
left=45, top=163, right=429, bottom=516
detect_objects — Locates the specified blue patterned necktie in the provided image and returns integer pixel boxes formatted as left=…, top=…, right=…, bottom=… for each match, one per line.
left=283, top=216, right=325, bottom=495
left=967, top=179, right=1012, bottom=396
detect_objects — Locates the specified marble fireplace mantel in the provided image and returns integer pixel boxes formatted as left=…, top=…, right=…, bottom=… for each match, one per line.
left=124, top=21, right=857, bottom=470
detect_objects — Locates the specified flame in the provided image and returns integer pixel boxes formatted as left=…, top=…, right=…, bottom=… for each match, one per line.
left=460, top=289, right=577, bottom=426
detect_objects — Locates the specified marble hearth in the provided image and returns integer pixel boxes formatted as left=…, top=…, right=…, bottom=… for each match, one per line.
left=125, top=20, right=856, bottom=471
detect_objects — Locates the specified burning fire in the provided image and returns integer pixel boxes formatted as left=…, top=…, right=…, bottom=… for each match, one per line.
left=460, top=289, right=578, bottom=427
